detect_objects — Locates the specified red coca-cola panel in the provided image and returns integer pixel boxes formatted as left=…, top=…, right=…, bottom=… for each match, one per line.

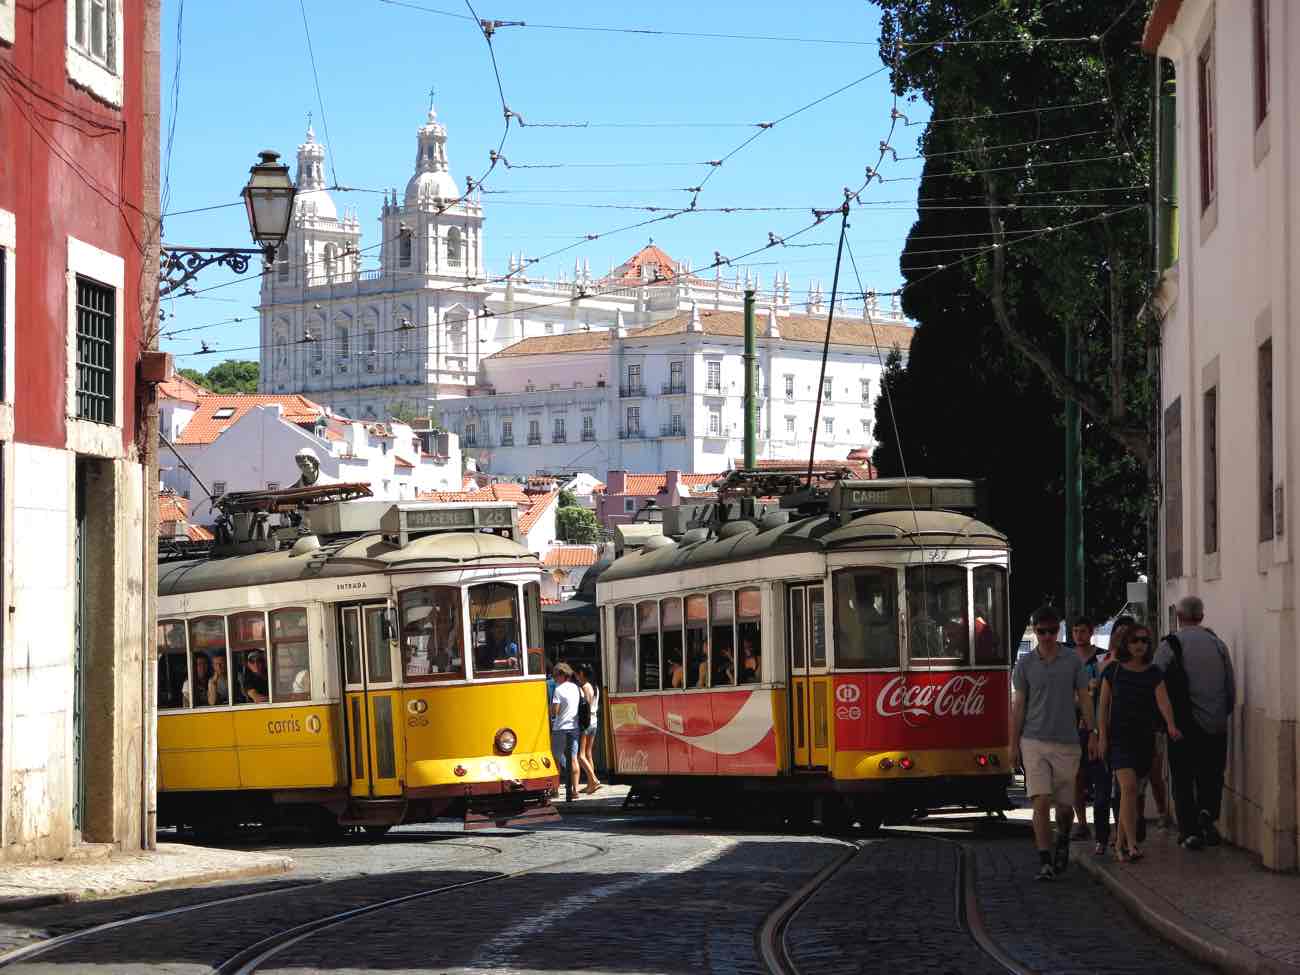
left=833, top=671, right=1009, bottom=752
left=608, top=689, right=779, bottom=777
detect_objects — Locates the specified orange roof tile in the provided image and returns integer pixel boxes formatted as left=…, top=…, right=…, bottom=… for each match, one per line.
left=490, top=331, right=613, bottom=358
left=602, top=243, right=682, bottom=286
left=158, top=374, right=207, bottom=404
left=616, top=473, right=722, bottom=495
left=543, top=545, right=600, bottom=568
left=158, top=492, right=190, bottom=522
left=519, top=490, right=559, bottom=534
left=393, top=457, right=415, bottom=470
left=734, top=459, right=876, bottom=479
left=175, top=394, right=325, bottom=445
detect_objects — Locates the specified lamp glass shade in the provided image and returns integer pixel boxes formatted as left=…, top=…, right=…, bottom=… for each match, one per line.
left=241, top=151, right=296, bottom=247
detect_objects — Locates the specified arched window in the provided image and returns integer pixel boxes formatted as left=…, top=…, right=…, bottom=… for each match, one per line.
left=446, top=227, right=463, bottom=268
left=323, top=243, right=337, bottom=278
left=335, top=325, right=350, bottom=359
left=277, top=253, right=290, bottom=281
left=445, top=309, right=468, bottom=355
left=399, top=229, right=412, bottom=268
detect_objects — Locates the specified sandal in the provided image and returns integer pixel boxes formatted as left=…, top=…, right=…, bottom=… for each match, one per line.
left=1128, top=846, right=1144, bottom=862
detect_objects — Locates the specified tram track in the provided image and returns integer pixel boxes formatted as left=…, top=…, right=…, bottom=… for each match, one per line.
left=0, top=837, right=507, bottom=970
left=759, top=833, right=1033, bottom=975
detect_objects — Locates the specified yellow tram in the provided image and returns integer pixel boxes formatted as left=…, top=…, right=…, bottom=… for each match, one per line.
left=155, top=495, right=558, bottom=837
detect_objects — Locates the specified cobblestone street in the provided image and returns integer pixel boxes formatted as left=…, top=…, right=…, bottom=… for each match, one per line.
left=0, top=812, right=1216, bottom=974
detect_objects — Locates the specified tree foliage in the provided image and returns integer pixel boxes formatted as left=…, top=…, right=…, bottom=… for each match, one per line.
left=386, top=401, right=424, bottom=425
left=556, top=505, right=601, bottom=544
left=177, top=367, right=207, bottom=387
left=195, top=359, right=259, bottom=394
left=557, top=488, right=579, bottom=509
left=870, top=0, right=1153, bottom=624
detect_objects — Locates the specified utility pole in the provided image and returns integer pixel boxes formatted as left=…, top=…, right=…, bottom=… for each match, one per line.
left=1064, top=320, right=1084, bottom=620
left=743, top=289, right=756, bottom=469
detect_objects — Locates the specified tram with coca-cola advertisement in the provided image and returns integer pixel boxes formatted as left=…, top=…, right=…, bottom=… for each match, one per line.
left=596, top=476, right=1011, bottom=830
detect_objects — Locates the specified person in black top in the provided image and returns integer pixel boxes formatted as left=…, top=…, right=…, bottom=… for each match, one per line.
left=1098, top=624, right=1181, bottom=862
left=240, top=651, right=270, bottom=704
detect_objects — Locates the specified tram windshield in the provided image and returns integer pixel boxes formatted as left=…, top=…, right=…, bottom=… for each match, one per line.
left=401, top=586, right=465, bottom=681
left=833, top=568, right=899, bottom=668
left=157, top=620, right=188, bottom=709
left=905, top=565, right=969, bottom=663
left=469, top=582, right=523, bottom=677
left=972, top=565, right=1010, bottom=664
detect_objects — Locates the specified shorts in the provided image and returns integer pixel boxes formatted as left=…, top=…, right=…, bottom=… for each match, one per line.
left=551, top=730, right=579, bottom=768
left=581, top=725, right=598, bottom=738
left=1021, top=737, right=1080, bottom=805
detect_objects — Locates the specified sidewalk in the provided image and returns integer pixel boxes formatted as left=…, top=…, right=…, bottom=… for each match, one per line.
left=1073, top=829, right=1300, bottom=975
left=0, top=843, right=293, bottom=912
left=555, top=783, right=632, bottom=816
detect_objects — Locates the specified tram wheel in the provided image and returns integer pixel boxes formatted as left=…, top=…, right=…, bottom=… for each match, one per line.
left=820, top=797, right=854, bottom=835
left=853, top=803, right=884, bottom=836
left=363, top=825, right=393, bottom=838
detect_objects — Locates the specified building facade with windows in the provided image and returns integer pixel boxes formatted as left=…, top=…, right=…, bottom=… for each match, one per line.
left=0, top=0, right=161, bottom=859
left=1146, top=0, right=1298, bottom=869
left=450, top=305, right=912, bottom=478
left=256, top=98, right=904, bottom=425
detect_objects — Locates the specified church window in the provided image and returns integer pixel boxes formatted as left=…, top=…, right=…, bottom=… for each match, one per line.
left=366, top=327, right=377, bottom=353
left=336, top=326, right=350, bottom=360
left=277, top=254, right=290, bottom=281
left=399, top=230, right=412, bottom=268
left=447, top=227, right=463, bottom=268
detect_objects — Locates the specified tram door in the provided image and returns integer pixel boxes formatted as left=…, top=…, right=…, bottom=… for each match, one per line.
left=340, top=603, right=405, bottom=798
left=787, top=584, right=830, bottom=769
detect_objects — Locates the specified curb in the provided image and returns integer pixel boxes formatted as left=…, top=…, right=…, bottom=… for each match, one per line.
left=556, top=801, right=632, bottom=817
left=0, top=854, right=294, bottom=914
left=1072, top=849, right=1300, bottom=975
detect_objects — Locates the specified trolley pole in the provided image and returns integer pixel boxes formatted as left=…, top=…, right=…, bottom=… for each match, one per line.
left=1064, top=318, right=1084, bottom=621
left=743, top=289, right=757, bottom=470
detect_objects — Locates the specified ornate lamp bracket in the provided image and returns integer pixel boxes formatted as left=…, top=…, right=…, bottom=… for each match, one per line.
left=159, top=245, right=269, bottom=297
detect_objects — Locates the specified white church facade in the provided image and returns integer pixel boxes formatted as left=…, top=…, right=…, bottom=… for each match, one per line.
left=258, top=99, right=914, bottom=477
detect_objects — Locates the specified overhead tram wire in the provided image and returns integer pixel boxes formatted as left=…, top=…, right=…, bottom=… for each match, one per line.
left=298, top=0, right=340, bottom=190
left=805, top=204, right=852, bottom=487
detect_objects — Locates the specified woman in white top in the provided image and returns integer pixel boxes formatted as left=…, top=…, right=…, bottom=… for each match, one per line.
left=575, top=663, right=602, bottom=794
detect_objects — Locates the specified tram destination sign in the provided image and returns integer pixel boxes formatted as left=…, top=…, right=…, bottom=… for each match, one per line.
left=829, top=479, right=979, bottom=514
left=381, top=502, right=518, bottom=546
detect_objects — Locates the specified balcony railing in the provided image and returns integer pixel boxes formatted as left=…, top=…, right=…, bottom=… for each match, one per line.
left=501, top=436, right=514, bottom=446
left=704, top=382, right=723, bottom=394
left=553, top=434, right=567, bottom=444
left=660, top=423, right=687, bottom=438
left=581, top=430, right=596, bottom=442
left=661, top=381, right=687, bottom=395
left=618, top=426, right=646, bottom=440
left=619, top=384, right=647, bottom=398
left=527, top=434, right=542, bottom=445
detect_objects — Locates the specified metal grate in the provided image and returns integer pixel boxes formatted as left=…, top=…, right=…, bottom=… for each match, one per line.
left=75, top=276, right=115, bottom=424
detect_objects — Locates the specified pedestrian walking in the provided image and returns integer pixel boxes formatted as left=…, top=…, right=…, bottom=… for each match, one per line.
left=550, top=663, right=581, bottom=803
left=1069, top=616, right=1107, bottom=845
left=1011, top=605, right=1098, bottom=881
left=575, top=663, right=603, bottom=794
left=1098, top=624, right=1182, bottom=862
left=1154, top=595, right=1236, bottom=850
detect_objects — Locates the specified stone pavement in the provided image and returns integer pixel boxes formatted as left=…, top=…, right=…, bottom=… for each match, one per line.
left=553, top=781, right=632, bottom=815
left=0, top=842, right=292, bottom=912
left=1072, top=828, right=1300, bottom=975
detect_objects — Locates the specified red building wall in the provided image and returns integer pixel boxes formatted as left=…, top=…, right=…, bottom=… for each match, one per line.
left=1, top=0, right=151, bottom=451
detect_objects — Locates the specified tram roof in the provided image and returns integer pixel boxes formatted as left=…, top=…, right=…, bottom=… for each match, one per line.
left=598, top=508, right=1006, bottom=584
left=158, top=530, right=537, bottom=597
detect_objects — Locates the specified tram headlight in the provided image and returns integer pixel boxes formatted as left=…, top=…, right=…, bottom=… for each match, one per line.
left=494, top=727, right=518, bottom=755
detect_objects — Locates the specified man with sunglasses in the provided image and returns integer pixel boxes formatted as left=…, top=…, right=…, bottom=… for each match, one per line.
left=1012, top=605, right=1098, bottom=880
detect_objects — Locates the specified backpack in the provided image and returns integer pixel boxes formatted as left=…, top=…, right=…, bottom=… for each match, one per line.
left=577, top=691, right=591, bottom=731
left=1162, top=634, right=1196, bottom=729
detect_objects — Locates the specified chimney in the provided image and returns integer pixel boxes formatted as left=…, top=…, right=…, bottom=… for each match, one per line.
left=607, top=469, right=628, bottom=495
left=665, top=468, right=681, bottom=502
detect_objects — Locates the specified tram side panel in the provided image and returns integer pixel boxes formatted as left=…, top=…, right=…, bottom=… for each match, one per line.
left=607, top=688, right=780, bottom=777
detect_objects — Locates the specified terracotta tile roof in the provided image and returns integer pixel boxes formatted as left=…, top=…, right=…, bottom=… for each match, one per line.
left=617, top=472, right=722, bottom=495
left=733, top=458, right=876, bottom=478
left=542, top=545, right=600, bottom=568
left=393, top=456, right=415, bottom=470
left=489, top=331, right=613, bottom=358
left=175, top=394, right=325, bottom=445
left=158, top=374, right=207, bottom=404
left=636, top=309, right=915, bottom=351
left=518, top=490, right=559, bottom=534
left=602, top=243, right=682, bottom=286
left=158, top=492, right=215, bottom=541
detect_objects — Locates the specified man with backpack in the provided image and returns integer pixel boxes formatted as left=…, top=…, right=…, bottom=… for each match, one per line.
left=1154, top=595, right=1236, bottom=850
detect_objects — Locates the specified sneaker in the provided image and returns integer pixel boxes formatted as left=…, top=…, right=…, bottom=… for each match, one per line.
left=1181, top=834, right=1205, bottom=851
left=1200, top=811, right=1222, bottom=846
left=1071, top=824, right=1091, bottom=841
left=1035, top=862, right=1056, bottom=881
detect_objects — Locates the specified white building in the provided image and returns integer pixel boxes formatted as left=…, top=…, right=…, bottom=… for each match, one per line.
left=455, top=303, right=911, bottom=477
left=160, top=392, right=462, bottom=522
left=1146, top=0, right=1298, bottom=869
left=257, top=99, right=912, bottom=437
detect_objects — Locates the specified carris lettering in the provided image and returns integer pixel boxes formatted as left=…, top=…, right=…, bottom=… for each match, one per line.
left=267, top=718, right=303, bottom=734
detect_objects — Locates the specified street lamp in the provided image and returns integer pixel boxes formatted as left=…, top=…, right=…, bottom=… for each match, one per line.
left=159, top=149, right=298, bottom=297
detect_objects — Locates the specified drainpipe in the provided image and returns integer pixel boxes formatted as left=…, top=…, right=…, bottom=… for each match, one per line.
left=743, top=289, right=756, bottom=470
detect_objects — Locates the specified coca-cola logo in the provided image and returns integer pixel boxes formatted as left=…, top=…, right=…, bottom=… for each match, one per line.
left=875, top=674, right=988, bottom=726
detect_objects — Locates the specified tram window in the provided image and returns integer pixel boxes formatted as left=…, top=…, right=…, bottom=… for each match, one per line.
left=637, top=601, right=660, bottom=691
left=972, top=566, right=1010, bottom=665
left=709, top=591, right=735, bottom=686
left=905, top=565, right=969, bottom=662
left=833, top=568, right=899, bottom=668
left=229, top=612, right=270, bottom=704
left=157, top=619, right=189, bottom=710
left=809, top=587, right=827, bottom=668
left=615, top=605, right=637, bottom=692
left=661, top=597, right=684, bottom=689
left=685, top=594, right=708, bottom=688
left=189, top=616, right=230, bottom=706
left=270, top=608, right=310, bottom=701
left=469, top=582, right=523, bottom=678
left=789, top=589, right=806, bottom=670
left=365, top=607, right=392, bottom=683
left=400, top=586, right=465, bottom=681
left=341, top=609, right=363, bottom=685
left=737, top=587, right=762, bottom=684
left=523, top=582, right=544, bottom=675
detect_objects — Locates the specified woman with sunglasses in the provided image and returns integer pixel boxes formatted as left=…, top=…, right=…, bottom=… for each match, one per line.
left=1098, top=624, right=1183, bottom=862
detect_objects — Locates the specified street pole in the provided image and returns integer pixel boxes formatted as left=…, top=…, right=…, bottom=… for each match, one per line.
left=1064, top=319, right=1084, bottom=620
left=743, top=289, right=756, bottom=470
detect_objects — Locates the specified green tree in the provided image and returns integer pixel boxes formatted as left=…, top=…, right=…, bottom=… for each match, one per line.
left=202, top=359, right=259, bottom=394
left=177, top=367, right=208, bottom=388
left=386, top=401, right=424, bottom=425
left=557, top=488, right=578, bottom=509
left=869, top=0, right=1154, bottom=621
left=556, top=505, right=600, bottom=544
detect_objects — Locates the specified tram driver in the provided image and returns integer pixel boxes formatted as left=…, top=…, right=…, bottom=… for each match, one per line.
left=476, top=620, right=519, bottom=673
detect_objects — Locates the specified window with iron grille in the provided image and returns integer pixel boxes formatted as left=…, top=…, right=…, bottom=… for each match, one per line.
left=1197, top=34, right=1217, bottom=212
left=75, top=275, right=115, bottom=425
left=1203, top=387, right=1218, bottom=555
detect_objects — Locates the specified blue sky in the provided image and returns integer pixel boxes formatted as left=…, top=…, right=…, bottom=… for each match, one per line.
left=160, top=0, right=929, bottom=367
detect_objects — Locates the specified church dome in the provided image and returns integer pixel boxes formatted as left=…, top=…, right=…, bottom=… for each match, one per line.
left=404, top=169, right=459, bottom=207
left=295, top=122, right=338, bottom=222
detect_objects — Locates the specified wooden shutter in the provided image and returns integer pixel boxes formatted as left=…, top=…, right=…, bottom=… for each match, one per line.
left=1165, top=399, right=1183, bottom=579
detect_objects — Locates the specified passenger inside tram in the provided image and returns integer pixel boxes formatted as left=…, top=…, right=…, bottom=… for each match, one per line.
left=240, top=651, right=269, bottom=703
left=738, top=638, right=760, bottom=684
left=182, top=652, right=211, bottom=708
left=469, top=583, right=522, bottom=675
left=208, top=654, right=229, bottom=706
left=711, top=643, right=735, bottom=686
